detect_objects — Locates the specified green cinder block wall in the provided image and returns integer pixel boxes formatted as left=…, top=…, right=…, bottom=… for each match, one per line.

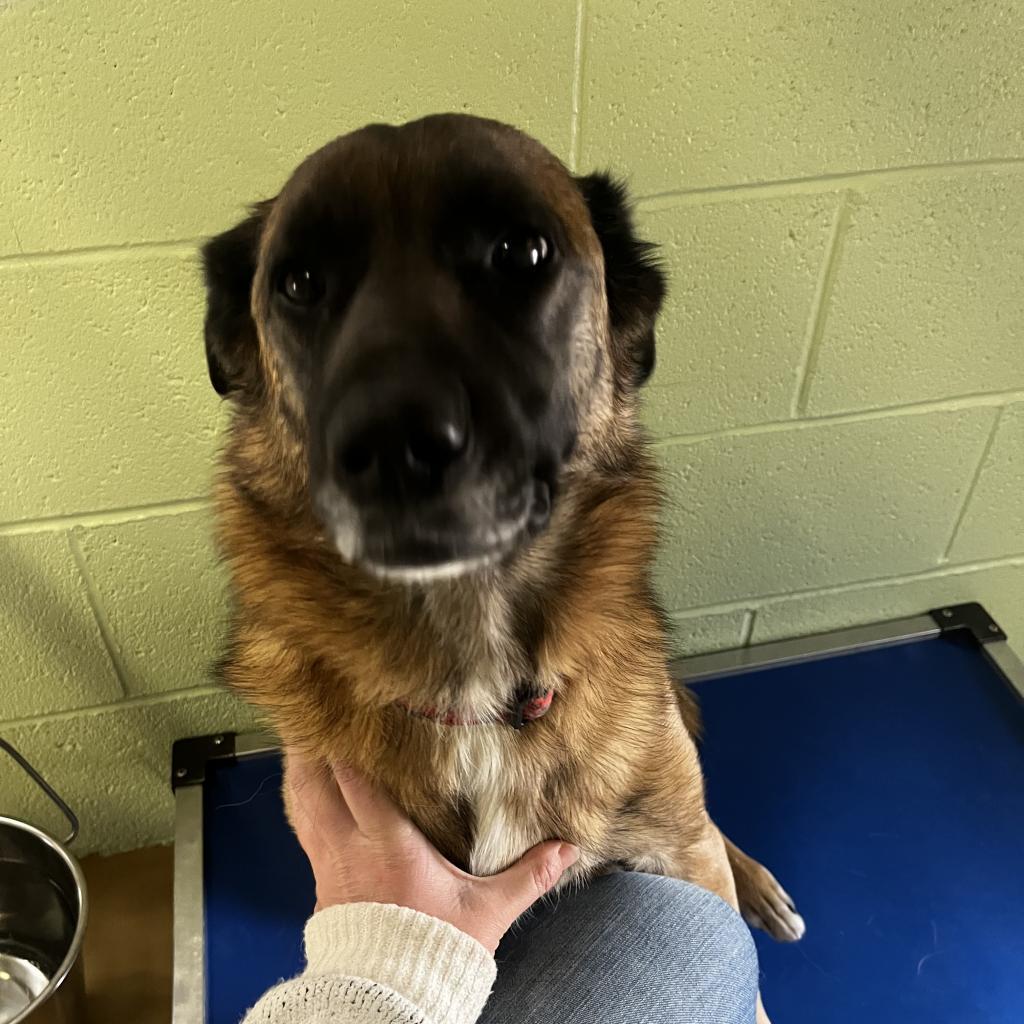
left=2, top=1, right=1022, bottom=854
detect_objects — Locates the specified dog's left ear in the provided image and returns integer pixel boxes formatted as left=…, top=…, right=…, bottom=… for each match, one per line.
left=576, top=174, right=666, bottom=390
left=200, top=201, right=272, bottom=398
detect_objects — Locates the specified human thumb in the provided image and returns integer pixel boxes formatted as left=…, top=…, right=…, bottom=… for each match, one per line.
left=488, top=841, right=580, bottom=922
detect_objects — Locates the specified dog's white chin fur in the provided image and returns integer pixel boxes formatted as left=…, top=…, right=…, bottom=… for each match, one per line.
left=357, top=552, right=500, bottom=584
left=320, top=487, right=531, bottom=585
left=327, top=519, right=507, bottom=584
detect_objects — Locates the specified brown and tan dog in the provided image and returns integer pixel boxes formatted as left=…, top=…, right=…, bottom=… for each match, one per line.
left=201, top=114, right=803, bottom=1017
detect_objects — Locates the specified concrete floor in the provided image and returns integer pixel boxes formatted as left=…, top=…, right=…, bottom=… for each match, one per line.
left=81, top=846, right=173, bottom=1024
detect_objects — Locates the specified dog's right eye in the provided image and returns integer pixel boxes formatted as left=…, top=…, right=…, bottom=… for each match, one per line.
left=277, top=266, right=324, bottom=307
left=491, top=231, right=553, bottom=275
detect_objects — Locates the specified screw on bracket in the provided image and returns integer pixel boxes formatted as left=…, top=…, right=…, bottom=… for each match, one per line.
left=171, top=733, right=237, bottom=790
left=929, top=603, right=1007, bottom=645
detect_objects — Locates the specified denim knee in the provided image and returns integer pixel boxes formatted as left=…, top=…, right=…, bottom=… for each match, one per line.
left=667, top=877, right=755, bottom=957
left=623, top=873, right=759, bottom=1002
left=486, top=870, right=760, bottom=1024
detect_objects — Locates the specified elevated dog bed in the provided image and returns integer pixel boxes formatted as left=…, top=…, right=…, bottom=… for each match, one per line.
left=172, top=605, right=1024, bottom=1024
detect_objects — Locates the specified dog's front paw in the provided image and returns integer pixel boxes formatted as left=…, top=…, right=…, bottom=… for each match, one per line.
left=739, top=861, right=805, bottom=943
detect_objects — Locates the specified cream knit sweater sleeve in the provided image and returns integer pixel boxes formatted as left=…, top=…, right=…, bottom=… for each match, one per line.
left=242, top=903, right=497, bottom=1024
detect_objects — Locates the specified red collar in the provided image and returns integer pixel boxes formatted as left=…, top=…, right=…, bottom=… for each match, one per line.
left=396, top=686, right=555, bottom=730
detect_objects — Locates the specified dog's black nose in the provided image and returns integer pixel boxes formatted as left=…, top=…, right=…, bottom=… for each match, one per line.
left=330, top=374, right=469, bottom=498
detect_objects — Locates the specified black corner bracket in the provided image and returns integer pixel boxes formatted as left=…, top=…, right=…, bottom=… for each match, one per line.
left=929, top=602, right=1006, bottom=645
left=171, top=732, right=237, bottom=790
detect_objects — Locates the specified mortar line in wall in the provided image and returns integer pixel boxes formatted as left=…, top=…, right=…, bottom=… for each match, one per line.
left=636, top=156, right=1024, bottom=210
left=791, top=192, right=851, bottom=417
left=5, top=160, right=1022, bottom=266
left=0, top=236, right=205, bottom=268
left=739, top=609, right=757, bottom=646
left=0, top=684, right=229, bottom=731
left=666, top=551, right=1024, bottom=620
left=66, top=532, right=132, bottom=699
left=940, top=406, right=1005, bottom=564
left=568, top=0, right=589, bottom=172
left=652, top=388, right=1024, bottom=450
left=0, top=497, right=211, bottom=536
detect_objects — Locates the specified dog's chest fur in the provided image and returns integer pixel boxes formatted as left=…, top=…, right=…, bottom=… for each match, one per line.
left=449, top=728, right=539, bottom=875
left=217, top=466, right=681, bottom=884
left=426, top=584, right=546, bottom=875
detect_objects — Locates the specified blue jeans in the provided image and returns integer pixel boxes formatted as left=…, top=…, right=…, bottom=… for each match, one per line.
left=482, top=872, right=759, bottom=1024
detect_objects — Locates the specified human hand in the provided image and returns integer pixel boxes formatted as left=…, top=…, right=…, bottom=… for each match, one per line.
left=284, top=752, right=580, bottom=953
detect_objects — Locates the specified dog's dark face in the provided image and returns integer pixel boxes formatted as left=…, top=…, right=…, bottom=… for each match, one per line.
left=203, top=114, right=664, bottom=581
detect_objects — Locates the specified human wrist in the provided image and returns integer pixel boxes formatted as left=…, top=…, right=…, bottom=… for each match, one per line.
left=304, top=902, right=497, bottom=1024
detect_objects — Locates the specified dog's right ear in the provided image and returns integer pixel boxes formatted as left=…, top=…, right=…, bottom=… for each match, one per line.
left=200, top=203, right=271, bottom=397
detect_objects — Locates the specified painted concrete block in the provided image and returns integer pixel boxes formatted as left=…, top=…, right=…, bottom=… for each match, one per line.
left=1, top=1, right=576, bottom=254
left=0, top=252, right=223, bottom=521
left=655, top=408, right=994, bottom=610
left=806, top=171, right=1024, bottom=413
left=753, top=561, right=1024, bottom=661
left=0, top=532, right=122, bottom=720
left=582, top=1, right=1024, bottom=194
left=638, top=192, right=838, bottom=435
left=948, top=404, right=1024, bottom=563
left=668, top=608, right=749, bottom=658
left=73, top=511, right=229, bottom=696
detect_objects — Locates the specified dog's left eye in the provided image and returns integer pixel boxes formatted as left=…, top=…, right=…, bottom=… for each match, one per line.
left=492, top=232, right=552, bottom=274
left=277, top=266, right=324, bottom=306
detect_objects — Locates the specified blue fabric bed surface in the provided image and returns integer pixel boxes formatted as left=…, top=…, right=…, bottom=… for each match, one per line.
left=202, top=634, right=1024, bottom=1023
left=696, top=634, right=1024, bottom=1023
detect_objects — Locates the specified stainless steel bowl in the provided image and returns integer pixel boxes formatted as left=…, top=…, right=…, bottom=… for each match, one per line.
left=0, top=742, right=87, bottom=1024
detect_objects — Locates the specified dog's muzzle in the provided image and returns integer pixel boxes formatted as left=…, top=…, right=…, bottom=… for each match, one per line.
left=311, top=358, right=559, bottom=581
